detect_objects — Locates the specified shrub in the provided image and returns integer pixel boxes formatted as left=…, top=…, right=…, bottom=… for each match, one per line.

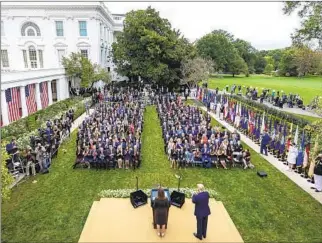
left=1, top=97, right=85, bottom=141
left=1, top=142, right=14, bottom=202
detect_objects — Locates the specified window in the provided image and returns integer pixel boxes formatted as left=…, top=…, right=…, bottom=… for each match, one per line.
left=57, top=49, right=65, bottom=64
left=21, top=21, right=41, bottom=36
left=27, top=28, right=36, bottom=36
left=79, top=21, right=87, bottom=36
left=1, top=21, right=4, bottom=36
left=55, top=21, right=64, bottom=36
left=29, top=46, right=37, bottom=68
left=38, top=50, right=43, bottom=68
left=1, top=50, right=9, bottom=67
left=51, top=80, right=58, bottom=102
left=23, top=50, right=28, bottom=68
left=107, top=67, right=110, bottom=72
left=80, top=49, right=88, bottom=59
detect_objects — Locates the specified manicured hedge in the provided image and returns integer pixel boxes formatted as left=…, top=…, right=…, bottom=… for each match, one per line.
left=1, top=97, right=85, bottom=141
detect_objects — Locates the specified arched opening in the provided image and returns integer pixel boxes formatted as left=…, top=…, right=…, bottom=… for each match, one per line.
left=21, top=21, right=41, bottom=36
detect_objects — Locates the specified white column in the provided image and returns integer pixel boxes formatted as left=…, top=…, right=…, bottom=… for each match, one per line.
left=47, top=80, right=53, bottom=105
left=1, top=90, right=9, bottom=125
left=19, top=86, right=28, bottom=118
left=35, top=82, right=42, bottom=110
left=56, top=78, right=62, bottom=101
left=109, top=30, right=112, bottom=43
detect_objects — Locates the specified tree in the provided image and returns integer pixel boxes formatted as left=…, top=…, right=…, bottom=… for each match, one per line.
left=196, top=32, right=236, bottom=72
left=263, top=56, right=275, bottom=75
left=228, top=53, right=248, bottom=77
left=112, top=6, right=195, bottom=87
left=181, top=57, right=215, bottom=88
left=254, top=51, right=267, bottom=74
left=264, top=64, right=274, bottom=75
left=266, top=49, right=284, bottom=70
left=278, top=48, right=298, bottom=76
left=294, top=45, right=317, bottom=76
left=313, top=51, right=322, bottom=75
left=233, top=38, right=257, bottom=73
left=283, top=2, right=322, bottom=48
left=211, top=29, right=235, bottom=42
left=92, top=64, right=112, bottom=84
left=1, top=142, right=14, bottom=202
left=62, top=52, right=111, bottom=88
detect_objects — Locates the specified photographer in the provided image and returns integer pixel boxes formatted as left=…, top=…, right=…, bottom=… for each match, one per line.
left=35, top=143, right=45, bottom=172
left=24, top=147, right=36, bottom=176
left=313, top=153, right=322, bottom=193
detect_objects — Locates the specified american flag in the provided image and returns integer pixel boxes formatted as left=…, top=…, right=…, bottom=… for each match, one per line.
left=40, top=82, right=49, bottom=108
left=25, top=84, right=37, bottom=114
left=5, top=87, right=21, bottom=123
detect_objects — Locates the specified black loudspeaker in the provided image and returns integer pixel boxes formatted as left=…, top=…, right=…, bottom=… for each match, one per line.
left=130, top=177, right=148, bottom=208
left=170, top=175, right=185, bottom=208
left=257, top=171, right=267, bottom=177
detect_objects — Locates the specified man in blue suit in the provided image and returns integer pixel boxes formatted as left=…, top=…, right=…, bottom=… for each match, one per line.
left=192, top=184, right=211, bottom=240
left=260, top=131, right=270, bottom=156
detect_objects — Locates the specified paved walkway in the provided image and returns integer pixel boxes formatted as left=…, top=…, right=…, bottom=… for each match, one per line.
left=196, top=103, right=322, bottom=205
left=209, top=89, right=321, bottom=118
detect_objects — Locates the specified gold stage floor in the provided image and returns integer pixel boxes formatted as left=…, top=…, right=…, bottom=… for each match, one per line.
left=78, top=198, right=243, bottom=242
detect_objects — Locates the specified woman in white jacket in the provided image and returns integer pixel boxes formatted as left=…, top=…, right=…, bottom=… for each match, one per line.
left=287, top=143, right=298, bottom=171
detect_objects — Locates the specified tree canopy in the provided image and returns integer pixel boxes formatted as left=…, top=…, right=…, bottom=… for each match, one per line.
left=62, top=52, right=111, bottom=88
left=112, top=6, right=195, bottom=87
left=180, top=57, right=214, bottom=88
left=283, top=2, right=322, bottom=48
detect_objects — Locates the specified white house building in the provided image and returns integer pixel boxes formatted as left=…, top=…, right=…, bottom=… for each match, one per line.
left=1, top=2, right=126, bottom=126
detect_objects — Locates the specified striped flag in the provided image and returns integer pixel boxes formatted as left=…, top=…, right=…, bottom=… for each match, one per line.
left=40, top=82, right=49, bottom=108
left=5, top=87, right=21, bottom=123
left=25, top=84, right=37, bottom=114
left=296, top=131, right=305, bottom=167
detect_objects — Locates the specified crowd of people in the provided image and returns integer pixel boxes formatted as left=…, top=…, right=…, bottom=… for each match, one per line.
left=73, top=87, right=145, bottom=170
left=157, top=94, right=254, bottom=170
left=5, top=109, right=75, bottom=177
left=223, top=84, right=304, bottom=108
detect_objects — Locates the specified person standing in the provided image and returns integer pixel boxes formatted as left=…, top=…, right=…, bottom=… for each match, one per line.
left=287, top=143, right=298, bottom=171
left=260, top=131, right=270, bottom=156
left=152, top=187, right=170, bottom=237
left=192, top=184, right=211, bottom=240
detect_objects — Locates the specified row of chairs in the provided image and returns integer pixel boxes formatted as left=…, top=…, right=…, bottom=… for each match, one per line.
left=74, top=155, right=142, bottom=170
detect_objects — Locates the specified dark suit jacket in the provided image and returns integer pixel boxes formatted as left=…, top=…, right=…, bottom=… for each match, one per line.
left=261, top=134, right=270, bottom=146
left=192, top=191, right=211, bottom=217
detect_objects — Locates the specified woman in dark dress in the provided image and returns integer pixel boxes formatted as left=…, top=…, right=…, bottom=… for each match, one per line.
left=152, top=188, right=170, bottom=237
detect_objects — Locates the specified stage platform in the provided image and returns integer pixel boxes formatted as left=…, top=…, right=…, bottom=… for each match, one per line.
left=78, top=198, right=243, bottom=242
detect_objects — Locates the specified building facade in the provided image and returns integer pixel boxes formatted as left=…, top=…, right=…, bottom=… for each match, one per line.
left=1, top=2, right=126, bottom=126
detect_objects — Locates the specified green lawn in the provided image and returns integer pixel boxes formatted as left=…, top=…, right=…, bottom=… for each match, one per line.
left=2, top=106, right=322, bottom=243
left=207, top=75, right=322, bottom=105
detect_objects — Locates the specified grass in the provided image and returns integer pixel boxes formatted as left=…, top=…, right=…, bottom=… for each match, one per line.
left=207, top=74, right=322, bottom=105
left=2, top=106, right=322, bottom=243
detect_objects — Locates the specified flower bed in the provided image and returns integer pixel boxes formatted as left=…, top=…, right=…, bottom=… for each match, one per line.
left=98, top=188, right=218, bottom=199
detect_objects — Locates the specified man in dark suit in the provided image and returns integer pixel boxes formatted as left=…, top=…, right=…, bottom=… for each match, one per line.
left=260, top=131, right=270, bottom=156
left=192, top=184, right=211, bottom=240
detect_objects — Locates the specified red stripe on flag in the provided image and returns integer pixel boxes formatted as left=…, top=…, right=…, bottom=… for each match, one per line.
left=26, top=84, right=38, bottom=114
left=7, top=87, right=21, bottom=123
left=41, top=82, right=49, bottom=108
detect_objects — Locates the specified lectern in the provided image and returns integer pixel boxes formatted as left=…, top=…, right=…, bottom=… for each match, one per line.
left=150, top=188, right=170, bottom=229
